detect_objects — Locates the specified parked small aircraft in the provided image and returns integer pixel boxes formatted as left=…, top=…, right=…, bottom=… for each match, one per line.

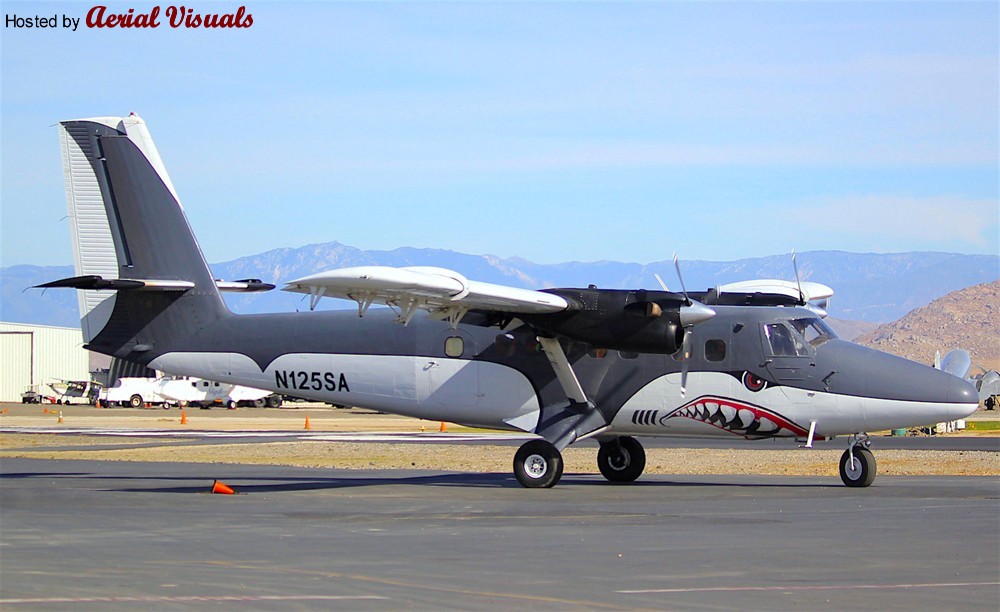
left=39, top=114, right=979, bottom=488
left=46, top=379, right=100, bottom=405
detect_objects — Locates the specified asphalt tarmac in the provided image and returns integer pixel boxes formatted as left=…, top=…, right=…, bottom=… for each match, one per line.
left=3, top=425, right=998, bottom=451
left=1, top=458, right=997, bottom=610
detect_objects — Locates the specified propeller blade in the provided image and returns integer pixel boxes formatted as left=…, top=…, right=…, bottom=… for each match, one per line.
left=792, top=251, right=805, bottom=305
left=672, top=253, right=690, bottom=305
left=680, top=328, right=691, bottom=398
left=654, top=273, right=669, bottom=291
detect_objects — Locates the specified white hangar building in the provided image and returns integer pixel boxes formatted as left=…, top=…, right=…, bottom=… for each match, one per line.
left=0, top=322, right=90, bottom=402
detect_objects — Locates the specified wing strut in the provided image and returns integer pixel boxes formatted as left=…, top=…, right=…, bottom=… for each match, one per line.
left=532, top=336, right=609, bottom=451
left=536, top=336, right=588, bottom=404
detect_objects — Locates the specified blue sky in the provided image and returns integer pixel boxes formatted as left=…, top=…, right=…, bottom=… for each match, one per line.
left=2, top=1, right=997, bottom=268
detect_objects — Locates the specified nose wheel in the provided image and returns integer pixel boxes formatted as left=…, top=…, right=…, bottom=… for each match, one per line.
left=839, top=436, right=877, bottom=487
left=514, top=440, right=564, bottom=488
left=597, top=436, right=646, bottom=483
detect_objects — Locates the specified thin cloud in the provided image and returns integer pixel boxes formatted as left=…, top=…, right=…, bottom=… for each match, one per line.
left=795, top=195, right=999, bottom=253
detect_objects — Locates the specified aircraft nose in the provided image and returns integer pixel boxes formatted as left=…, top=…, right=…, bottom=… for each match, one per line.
left=814, top=341, right=980, bottom=430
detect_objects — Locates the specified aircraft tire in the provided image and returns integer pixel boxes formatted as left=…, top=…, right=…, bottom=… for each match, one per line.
left=597, top=437, right=646, bottom=483
left=839, top=447, right=876, bottom=487
left=253, top=398, right=266, bottom=408
left=129, top=395, right=143, bottom=408
left=513, top=440, right=563, bottom=488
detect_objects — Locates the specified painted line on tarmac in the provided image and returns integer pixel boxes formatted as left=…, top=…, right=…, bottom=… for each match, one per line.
left=0, top=427, right=533, bottom=443
left=618, top=580, right=1000, bottom=594
left=0, top=595, right=387, bottom=604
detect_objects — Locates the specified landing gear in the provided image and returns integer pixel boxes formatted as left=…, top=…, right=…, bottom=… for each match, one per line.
left=513, top=440, right=563, bottom=488
left=839, top=435, right=877, bottom=487
left=597, top=437, right=646, bottom=483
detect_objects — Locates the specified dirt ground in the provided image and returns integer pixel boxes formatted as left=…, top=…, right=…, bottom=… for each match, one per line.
left=2, top=402, right=998, bottom=477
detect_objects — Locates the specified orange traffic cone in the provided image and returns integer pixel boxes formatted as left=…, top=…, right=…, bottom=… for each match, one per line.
left=304, top=416, right=312, bottom=430
left=58, top=411, right=64, bottom=424
left=211, top=480, right=235, bottom=495
left=180, top=410, right=188, bottom=425
left=439, top=421, right=447, bottom=432
left=43, top=408, right=49, bottom=414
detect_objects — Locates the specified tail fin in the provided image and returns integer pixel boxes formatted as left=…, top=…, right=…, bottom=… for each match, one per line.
left=48, top=114, right=229, bottom=362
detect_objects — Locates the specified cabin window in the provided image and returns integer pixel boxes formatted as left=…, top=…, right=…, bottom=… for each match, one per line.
left=705, top=339, right=726, bottom=362
left=790, top=317, right=837, bottom=347
left=444, top=336, right=464, bottom=357
left=764, top=323, right=809, bottom=357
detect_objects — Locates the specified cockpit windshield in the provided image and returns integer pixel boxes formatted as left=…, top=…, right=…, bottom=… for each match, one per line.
left=789, top=317, right=838, bottom=347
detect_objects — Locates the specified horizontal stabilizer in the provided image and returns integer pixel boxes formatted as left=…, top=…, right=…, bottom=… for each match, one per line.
left=36, top=275, right=195, bottom=291
left=215, top=278, right=276, bottom=293
left=283, top=265, right=570, bottom=325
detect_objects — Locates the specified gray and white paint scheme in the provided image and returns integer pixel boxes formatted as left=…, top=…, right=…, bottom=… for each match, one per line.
left=42, top=114, right=979, bottom=488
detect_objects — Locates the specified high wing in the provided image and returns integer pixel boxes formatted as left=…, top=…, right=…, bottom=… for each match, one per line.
left=284, top=265, right=837, bottom=328
left=284, top=266, right=571, bottom=325
left=717, top=279, right=834, bottom=303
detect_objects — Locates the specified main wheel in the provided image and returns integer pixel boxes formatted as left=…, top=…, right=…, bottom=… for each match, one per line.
left=267, top=395, right=282, bottom=408
left=253, top=398, right=266, bottom=408
left=839, top=446, right=876, bottom=487
left=129, top=394, right=143, bottom=408
left=513, top=440, right=563, bottom=488
left=597, top=436, right=646, bottom=483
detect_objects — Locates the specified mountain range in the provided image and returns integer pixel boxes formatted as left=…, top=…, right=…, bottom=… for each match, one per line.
left=1, top=245, right=997, bottom=329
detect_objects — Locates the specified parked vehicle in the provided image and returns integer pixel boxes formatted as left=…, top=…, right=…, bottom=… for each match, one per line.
left=100, top=377, right=168, bottom=408
left=21, top=385, right=53, bottom=404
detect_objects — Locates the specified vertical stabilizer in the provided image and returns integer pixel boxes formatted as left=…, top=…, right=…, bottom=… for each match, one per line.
left=56, top=114, right=229, bottom=360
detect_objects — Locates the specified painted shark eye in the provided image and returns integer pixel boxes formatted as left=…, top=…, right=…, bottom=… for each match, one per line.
left=742, top=372, right=766, bottom=392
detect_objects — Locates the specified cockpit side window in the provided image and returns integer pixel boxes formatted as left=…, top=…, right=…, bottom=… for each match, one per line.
left=790, top=317, right=837, bottom=347
left=764, top=323, right=809, bottom=357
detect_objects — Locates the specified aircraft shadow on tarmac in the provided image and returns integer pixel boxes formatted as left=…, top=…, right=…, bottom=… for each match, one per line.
left=0, top=470, right=838, bottom=493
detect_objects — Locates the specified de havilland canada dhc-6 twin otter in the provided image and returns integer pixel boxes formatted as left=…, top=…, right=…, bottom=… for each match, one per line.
left=40, top=114, right=978, bottom=488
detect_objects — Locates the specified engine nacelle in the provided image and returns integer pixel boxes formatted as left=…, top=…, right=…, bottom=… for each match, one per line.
left=522, top=288, right=687, bottom=354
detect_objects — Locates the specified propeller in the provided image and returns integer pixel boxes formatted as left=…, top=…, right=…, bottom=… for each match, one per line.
left=672, top=253, right=716, bottom=397
left=792, top=251, right=805, bottom=306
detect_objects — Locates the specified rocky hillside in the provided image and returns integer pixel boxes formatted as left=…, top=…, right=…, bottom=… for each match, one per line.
left=825, top=317, right=879, bottom=341
left=855, top=281, right=1000, bottom=371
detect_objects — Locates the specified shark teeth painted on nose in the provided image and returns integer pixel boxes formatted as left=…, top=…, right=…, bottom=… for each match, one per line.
left=661, top=396, right=810, bottom=439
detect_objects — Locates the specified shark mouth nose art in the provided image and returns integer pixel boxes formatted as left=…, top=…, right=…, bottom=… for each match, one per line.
left=660, top=396, right=811, bottom=439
